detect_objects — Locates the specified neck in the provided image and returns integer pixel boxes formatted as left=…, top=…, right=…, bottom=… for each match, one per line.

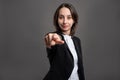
left=62, top=30, right=71, bottom=35
left=62, top=31, right=70, bottom=35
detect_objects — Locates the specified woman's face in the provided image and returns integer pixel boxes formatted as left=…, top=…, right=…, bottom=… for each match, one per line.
left=58, top=7, right=74, bottom=35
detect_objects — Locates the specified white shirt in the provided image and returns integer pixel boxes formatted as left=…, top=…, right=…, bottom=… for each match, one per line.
left=63, top=35, right=79, bottom=80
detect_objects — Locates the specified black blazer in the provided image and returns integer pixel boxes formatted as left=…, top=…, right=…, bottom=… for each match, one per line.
left=43, top=32, right=85, bottom=80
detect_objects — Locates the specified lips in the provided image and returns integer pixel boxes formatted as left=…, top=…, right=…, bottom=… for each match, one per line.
left=62, top=25, right=68, bottom=28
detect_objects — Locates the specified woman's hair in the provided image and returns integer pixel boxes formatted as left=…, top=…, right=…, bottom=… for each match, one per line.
left=54, top=3, right=78, bottom=36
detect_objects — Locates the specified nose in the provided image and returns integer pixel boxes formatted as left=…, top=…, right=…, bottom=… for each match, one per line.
left=63, top=17, right=67, bottom=24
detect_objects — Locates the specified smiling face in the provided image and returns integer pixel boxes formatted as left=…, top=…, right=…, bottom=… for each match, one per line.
left=58, top=7, right=74, bottom=35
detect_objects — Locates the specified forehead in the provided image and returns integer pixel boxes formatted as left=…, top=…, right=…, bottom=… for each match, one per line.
left=59, top=7, right=72, bottom=15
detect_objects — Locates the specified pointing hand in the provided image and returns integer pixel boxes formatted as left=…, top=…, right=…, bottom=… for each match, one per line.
left=45, top=33, right=64, bottom=48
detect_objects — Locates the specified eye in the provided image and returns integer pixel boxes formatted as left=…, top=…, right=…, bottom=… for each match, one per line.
left=58, top=15, right=64, bottom=19
left=67, top=16, right=72, bottom=19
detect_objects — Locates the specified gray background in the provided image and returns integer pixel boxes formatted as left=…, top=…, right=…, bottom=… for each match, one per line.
left=0, top=0, right=120, bottom=80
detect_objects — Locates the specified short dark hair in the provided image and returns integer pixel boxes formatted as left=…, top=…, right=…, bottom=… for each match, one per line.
left=54, top=3, right=78, bottom=36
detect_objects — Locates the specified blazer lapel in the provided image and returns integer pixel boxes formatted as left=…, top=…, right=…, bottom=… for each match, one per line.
left=58, top=33, right=74, bottom=64
left=72, top=37, right=81, bottom=60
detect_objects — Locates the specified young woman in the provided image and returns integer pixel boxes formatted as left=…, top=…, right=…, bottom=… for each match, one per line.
left=43, top=3, right=85, bottom=80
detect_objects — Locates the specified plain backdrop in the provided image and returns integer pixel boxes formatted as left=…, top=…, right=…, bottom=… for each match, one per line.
left=0, top=0, right=120, bottom=80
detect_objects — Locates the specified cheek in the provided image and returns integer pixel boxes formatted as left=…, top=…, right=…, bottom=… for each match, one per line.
left=70, top=20, right=74, bottom=26
left=58, top=19, right=62, bottom=24
left=57, top=20, right=62, bottom=28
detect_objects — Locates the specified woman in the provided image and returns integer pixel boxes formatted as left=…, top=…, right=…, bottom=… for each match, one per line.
left=43, top=3, right=85, bottom=80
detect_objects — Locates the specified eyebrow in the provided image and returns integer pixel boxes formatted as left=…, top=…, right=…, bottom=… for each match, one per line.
left=59, top=14, right=72, bottom=16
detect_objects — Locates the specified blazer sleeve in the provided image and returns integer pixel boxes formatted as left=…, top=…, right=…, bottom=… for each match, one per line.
left=46, top=45, right=57, bottom=65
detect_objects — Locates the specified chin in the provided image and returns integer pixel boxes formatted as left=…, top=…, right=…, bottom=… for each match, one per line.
left=62, top=30, right=70, bottom=33
left=62, top=28, right=69, bottom=31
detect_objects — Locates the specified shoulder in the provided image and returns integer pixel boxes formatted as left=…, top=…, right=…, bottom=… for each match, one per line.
left=72, top=36, right=81, bottom=42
